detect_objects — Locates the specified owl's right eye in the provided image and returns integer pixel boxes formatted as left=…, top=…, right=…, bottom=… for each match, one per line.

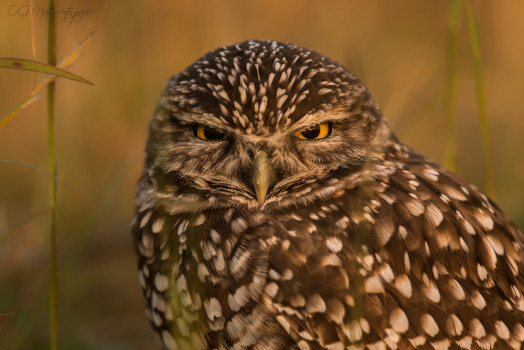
left=193, top=125, right=226, bottom=140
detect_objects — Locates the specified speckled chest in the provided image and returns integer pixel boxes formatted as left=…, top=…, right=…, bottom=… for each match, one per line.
left=135, top=196, right=367, bottom=349
left=170, top=206, right=354, bottom=346
left=134, top=157, right=524, bottom=349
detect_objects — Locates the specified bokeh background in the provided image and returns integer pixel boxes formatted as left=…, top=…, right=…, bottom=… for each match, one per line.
left=1, top=0, right=523, bottom=348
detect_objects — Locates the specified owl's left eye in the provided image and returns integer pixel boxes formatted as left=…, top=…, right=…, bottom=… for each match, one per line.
left=294, top=122, right=332, bottom=140
left=194, top=125, right=226, bottom=140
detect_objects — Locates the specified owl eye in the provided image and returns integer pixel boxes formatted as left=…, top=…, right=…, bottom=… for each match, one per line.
left=294, top=122, right=332, bottom=140
left=194, top=125, right=226, bottom=140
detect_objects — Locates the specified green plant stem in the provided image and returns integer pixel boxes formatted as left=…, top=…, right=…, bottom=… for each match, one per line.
left=444, top=0, right=461, bottom=172
left=47, top=0, right=59, bottom=349
left=464, top=0, right=495, bottom=199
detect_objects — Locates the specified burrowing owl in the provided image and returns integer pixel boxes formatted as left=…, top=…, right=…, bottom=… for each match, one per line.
left=132, top=40, right=524, bottom=349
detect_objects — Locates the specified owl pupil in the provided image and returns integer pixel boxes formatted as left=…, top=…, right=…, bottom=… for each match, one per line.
left=301, top=126, right=320, bottom=139
left=194, top=125, right=225, bottom=140
left=204, top=128, right=225, bottom=139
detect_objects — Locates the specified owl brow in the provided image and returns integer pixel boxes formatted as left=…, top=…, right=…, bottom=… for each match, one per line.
left=292, top=109, right=352, bottom=130
left=169, top=112, right=231, bottom=131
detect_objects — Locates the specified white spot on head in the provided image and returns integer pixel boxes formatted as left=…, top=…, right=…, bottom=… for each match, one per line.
left=405, top=199, right=425, bottom=216
left=445, top=186, right=468, bottom=201
left=376, top=219, right=395, bottom=246
left=309, top=213, right=319, bottom=220
left=462, top=220, right=476, bottom=235
left=423, top=167, right=440, bottom=181
left=486, top=235, right=504, bottom=255
left=425, top=203, right=444, bottom=227
left=408, top=180, right=420, bottom=188
left=480, top=236, right=498, bottom=269
left=440, top=194, right=450, bottom=203
left=475, top=208, right=494, bottom=231
left=460, top=237, right=469, bottom=252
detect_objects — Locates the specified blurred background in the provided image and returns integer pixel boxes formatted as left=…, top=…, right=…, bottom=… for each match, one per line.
left=1, top=0, right=523, bottom=348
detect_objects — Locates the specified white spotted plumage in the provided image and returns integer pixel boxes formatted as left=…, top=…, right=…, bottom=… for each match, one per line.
left=132, top=40, right=524, bottom=349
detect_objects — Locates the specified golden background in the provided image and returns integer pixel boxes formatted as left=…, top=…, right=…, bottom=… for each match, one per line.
left=1, top=1, right=523, bottom=348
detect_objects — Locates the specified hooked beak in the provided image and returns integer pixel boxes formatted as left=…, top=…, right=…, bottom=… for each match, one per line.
left=252, top=151, right=272, bottom=205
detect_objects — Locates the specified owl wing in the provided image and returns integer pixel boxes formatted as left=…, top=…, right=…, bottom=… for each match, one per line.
left=264, top=153, right=524, bottom=349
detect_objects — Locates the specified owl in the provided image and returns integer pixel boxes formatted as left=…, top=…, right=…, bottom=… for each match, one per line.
left=132, top=40, right=524, bottom=349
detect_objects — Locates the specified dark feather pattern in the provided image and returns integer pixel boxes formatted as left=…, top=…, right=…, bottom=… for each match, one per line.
left=133, top=40, right=524, bottom=349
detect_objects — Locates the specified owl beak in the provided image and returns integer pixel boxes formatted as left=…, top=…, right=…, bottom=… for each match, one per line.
left=252, top=151, right=272, bottom=205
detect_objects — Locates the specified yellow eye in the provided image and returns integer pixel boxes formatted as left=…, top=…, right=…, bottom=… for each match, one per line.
left=194, top=125, right=226, bottom=140
left=294, top=122, right=332, bottom=140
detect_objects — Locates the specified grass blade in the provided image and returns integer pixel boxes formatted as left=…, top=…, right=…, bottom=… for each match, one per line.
left=0, top=58, right=93, bottom=85
left=0, top=159, right=58, bottom=180
left=47, top=0, right=59, bottom=349
left=0, top=26, right=96, bottom=129
left=444, top=0, right=461, bottom=172
left=464, top=0, right=495, bottom=199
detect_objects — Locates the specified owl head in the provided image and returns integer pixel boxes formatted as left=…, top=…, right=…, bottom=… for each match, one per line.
left=142, top=40, right=390, bottom=211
